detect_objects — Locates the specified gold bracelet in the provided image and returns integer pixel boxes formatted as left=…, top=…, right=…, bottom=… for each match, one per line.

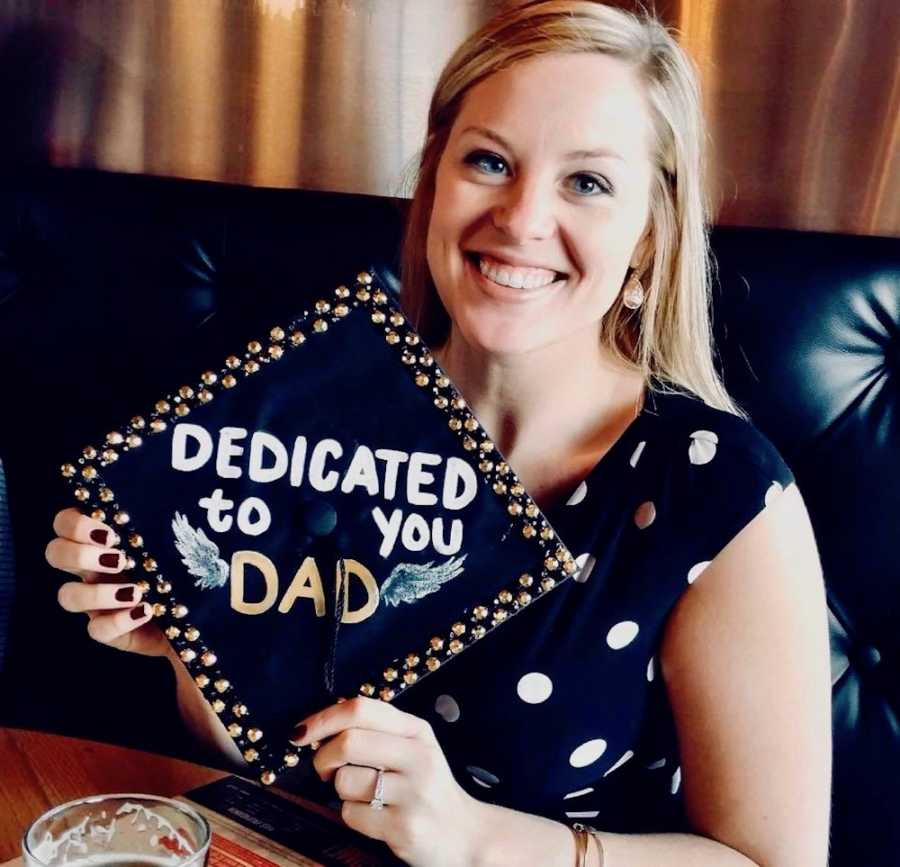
left=570, top=823, right=604, bottom=867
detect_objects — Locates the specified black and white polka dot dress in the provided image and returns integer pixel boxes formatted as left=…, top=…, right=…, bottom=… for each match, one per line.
left=394, top=385, right=795, bottom=833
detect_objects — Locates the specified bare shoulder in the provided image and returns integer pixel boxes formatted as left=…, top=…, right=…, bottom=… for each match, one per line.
left=659, top=483, right=833, bottom=866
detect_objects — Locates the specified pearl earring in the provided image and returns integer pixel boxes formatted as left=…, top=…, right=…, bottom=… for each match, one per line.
left=622, top=271, right=645, bottom=310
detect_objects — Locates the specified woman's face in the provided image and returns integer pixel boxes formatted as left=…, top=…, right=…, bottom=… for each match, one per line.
left=426, top=52, right=655, bottom=358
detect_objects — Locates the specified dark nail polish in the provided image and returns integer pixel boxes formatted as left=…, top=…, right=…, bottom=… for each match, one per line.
left=99, top=552, right=121, bottom=568
left=115, top=586, right=135, bottom=602
left=291, top=723, right=307, bottom=742
left=130, top=604, right=147, bottom=620
left=90, top=529, right=109, bottom=545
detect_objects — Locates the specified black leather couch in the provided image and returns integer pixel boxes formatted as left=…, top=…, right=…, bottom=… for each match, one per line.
left=1, top=166, right=897, bottom=866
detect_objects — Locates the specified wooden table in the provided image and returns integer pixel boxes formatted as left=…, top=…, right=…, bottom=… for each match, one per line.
left=0, top=727, right=227, bottom=863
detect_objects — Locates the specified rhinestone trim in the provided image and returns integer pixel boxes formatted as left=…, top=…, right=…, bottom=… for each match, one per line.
left=61, top=266, right=573, bottom=786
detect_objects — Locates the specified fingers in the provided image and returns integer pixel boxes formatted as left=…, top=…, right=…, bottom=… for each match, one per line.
left=57, top=581, right=144, bottom=614
left=45, top=537, right=125, bottom=577
left=338, top=800, right=391, bottom=841
left=292, top=696, right=433, bottom=747
left=85, top=603, right=154, bottom=645
left=50, top=509, right=160, bottom=655
left=333, top=764, right=404, bottom=807
left=312, top=729, right=423, bottom=781
left=52, top=507, right=121, bottom=547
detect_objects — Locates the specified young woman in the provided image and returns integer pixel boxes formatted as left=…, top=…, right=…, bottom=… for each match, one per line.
left=47, top=2, right=832, bottom=865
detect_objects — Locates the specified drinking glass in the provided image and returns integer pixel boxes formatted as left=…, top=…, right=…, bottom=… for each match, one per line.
left=21, top=794, right=211, bottom=867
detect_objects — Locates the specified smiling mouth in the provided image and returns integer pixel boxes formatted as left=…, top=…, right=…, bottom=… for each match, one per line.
left=464, top=252, right=568, bottom=288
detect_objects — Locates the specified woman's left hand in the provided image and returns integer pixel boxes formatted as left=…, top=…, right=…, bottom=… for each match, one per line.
left=291, top=695, right=485, bottom=867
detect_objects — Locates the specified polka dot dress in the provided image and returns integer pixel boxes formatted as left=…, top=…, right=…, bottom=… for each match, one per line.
left=394, top=385, right=795, bottom=833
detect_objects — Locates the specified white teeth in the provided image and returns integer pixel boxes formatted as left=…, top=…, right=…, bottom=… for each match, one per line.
left=476, top=255, right=559, bottom=289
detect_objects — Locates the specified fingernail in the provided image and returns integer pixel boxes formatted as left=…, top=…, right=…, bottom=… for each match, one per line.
left=115, top=586, right=135, bottom=602
left=99, top=552, right=121, bottom=568
left=130, top=603, right=147, bottom=620
left=290, top=723, right=307, bottom=744
left=90, top=529, right=109, bottom=545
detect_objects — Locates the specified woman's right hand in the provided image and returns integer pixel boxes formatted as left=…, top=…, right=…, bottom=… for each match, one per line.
left=47, top=507, right=168, bottom=658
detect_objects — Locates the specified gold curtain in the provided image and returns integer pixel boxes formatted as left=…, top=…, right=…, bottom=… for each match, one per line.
left=1, top=0, right=897, bottom=237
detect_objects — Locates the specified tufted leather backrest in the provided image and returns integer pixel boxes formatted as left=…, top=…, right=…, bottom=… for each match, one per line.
left=0, top=167, right=409, bottom=762
left=710, top=226, right=900, bottom=867
left=0, top=459, right=13, bottom=675
left=0, top=168, right=896, bottom=865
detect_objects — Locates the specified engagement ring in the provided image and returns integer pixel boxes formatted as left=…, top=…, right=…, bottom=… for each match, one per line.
left=369, top=766, right=386, bottom=810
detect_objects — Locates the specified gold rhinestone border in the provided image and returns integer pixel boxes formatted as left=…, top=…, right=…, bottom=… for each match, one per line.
left=61, top=268, right=575, bottom=786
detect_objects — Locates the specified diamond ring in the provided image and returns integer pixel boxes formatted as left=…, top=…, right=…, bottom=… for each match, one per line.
left=369, top=766, right=386, bottom=810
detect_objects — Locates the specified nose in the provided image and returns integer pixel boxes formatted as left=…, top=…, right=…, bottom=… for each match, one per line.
left=491, top=175, right=557, bottom=242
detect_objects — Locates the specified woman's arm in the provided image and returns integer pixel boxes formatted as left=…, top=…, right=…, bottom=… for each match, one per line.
left=165, top=642, right=247, bottom=770
left=470, top=482, right=832, bottom=867
left=470, top=801, right=759, bottom=866
left=658, top=481, right=832, bottom=865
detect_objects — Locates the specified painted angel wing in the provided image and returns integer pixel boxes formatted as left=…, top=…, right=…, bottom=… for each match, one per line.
left=171, top=511, right=230, bottom=590
left=380, top=554, right=468, bottom=607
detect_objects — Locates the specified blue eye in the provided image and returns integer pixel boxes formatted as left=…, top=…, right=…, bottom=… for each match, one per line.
left=464, top=150, right=508, bottom=175
left=463, top=150, right=614, bottom=196
left=569, top=173, right=614, bottom=197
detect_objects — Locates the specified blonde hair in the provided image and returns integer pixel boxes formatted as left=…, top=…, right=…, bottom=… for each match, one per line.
left=400, top=0, right=744, bottom=417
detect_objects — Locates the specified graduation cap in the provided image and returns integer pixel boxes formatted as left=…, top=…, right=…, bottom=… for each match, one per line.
left=60, top=268, right=580, bottom=786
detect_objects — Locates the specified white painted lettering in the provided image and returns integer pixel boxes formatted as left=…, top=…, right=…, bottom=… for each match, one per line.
left=443, top=457, right=478, bottom=510
left=198, top=488, right=234, bottom=533
left=407, top=452, right=442, bottom=506
left=341, top=445, right=379, bottom=496
left=171, top=424, right=213, bottom=472
left=374, top=449, right=409, bottom=500
left=432, top=517, right=463, bottom=555
left=248, top=431, right=288, bottom=483
left=372, top=507, right=404, bottom=558
left=401, top=512, right=430, bottom=551
left=216, top=427, right=248, bottom=479
left=289, top=435, right=308, bottom=487
left=236, top=496, right=271, bottom=536
left=308, top=438, right=343, bottom=491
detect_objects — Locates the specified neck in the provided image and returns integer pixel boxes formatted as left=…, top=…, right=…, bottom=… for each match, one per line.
left=432, top=326, right=645, bottom=477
